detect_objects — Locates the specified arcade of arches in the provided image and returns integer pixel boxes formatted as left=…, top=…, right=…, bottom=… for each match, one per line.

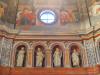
left=0, top=25, right=100, bottom=75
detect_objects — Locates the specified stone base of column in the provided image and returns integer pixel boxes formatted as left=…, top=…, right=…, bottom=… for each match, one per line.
left=64, top=65, right=71, bottom=68
left=46, top=65, right=52, bottom=68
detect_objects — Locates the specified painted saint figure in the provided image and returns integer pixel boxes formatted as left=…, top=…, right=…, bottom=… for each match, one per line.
left=16, top=8, right=36, bottom=25
left=72, top=49, right=80, bottom=67
left=53, top=48, right=62, bottom=67
left=60, top=10, right=76, bottom=25
left=16, top=47, right=25, bottom=67
left=36, top=48, right=44, bottom=67
left=89, top=2, right=100, bottom=16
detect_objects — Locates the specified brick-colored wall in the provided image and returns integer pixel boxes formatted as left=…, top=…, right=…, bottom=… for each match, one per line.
left=0, top=65, right=100, bottom=75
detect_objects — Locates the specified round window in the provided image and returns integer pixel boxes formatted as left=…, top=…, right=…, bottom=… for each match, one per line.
left=39, top=10, right=56, bottom=24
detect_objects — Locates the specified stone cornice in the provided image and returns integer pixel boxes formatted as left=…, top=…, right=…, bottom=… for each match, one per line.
left=0, top=24, right=100, bottom=40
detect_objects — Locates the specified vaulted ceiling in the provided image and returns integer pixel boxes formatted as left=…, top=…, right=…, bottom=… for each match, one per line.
left=0, top=0, right=100, bottom=33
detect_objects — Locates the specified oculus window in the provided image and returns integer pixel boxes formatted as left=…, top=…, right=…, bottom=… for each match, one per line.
left=39, top=10, right=56, bottom=25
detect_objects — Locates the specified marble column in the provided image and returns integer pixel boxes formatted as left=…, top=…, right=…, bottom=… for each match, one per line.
left=27, top=49, right=33, bottom=67
left=94, top=42, right=100, bottom=64
left=10, top=49, right=14, bottom=67
left=46, top=49, right=51, bottom=67
left=64, top=48, right=71, bottom=68
left=0, top=37, right=4, bottom=65
left=82, top=48, right=89, bottom=67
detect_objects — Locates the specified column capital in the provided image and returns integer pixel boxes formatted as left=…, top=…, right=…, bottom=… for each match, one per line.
left=46, top=49, right=51, bottom=54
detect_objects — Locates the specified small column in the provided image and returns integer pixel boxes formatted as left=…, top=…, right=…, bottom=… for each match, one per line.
left=64, top=48, right=71, bottom=68
left=27, top=49, right=33, bottom=67
left=94, top=43, right=100, bottom=64
left=11, top=48, right=15, bottom=67
left=82, top=48, right=89, bottom=67
left=46, top=49, right=51, bottom=67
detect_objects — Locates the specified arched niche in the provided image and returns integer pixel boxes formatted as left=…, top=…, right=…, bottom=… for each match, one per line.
left=15, top=45, right=27, bottom=67
left=51, top=44, right=65, bottom=67
left=13, top=41, right=30, bottom=67
left=69, top=43, right=82, bottom=68
left=33, top=45, right=45, bottom=67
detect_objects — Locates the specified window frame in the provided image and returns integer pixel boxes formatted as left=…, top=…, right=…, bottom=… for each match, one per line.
left=38, top=9, right=57, bottom=25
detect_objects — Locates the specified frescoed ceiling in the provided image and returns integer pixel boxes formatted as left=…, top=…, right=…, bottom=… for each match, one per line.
left=0, top=0, right=99, bottom=33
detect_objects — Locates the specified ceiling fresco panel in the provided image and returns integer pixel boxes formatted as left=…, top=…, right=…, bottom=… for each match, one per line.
left=0, top=0, right=99, bottom=32
left=88, top=0, right=100, bottom=26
